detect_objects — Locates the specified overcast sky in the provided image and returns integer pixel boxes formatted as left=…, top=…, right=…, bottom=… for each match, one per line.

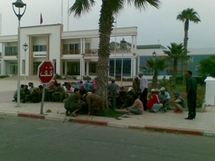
left=0, top=0, right=215, bottom=48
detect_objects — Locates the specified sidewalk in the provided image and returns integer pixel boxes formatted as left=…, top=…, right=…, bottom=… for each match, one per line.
left=1, top=78, right=215, bottom=137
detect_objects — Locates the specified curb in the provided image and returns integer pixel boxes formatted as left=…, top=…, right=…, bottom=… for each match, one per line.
left=8, top=112, right=215, bottom=137
left=144, top=125, right=204, bottom=136
left=18, top=113, right=45, bottom=119
left=70, top=118, right=108, bottom=126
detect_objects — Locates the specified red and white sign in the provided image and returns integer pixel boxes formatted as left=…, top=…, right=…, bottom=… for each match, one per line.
left=37, top=60, right=55, bottom=84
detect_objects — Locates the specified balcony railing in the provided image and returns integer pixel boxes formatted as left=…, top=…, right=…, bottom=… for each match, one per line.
left=63, top=50, right=80, bottom=55
left=5, top=52, right=17, bottom=56
left=62, top=48, right=131, bottom=56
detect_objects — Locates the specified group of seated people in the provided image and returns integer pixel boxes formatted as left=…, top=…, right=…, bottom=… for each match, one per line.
left=12, top=80, right=102, bottom=117
left=12, top=80, right=185, bottom=117
left=12, top=79, right=97, bottom=103
left=13, top=82, right=43, bottom=103
left=116, top=86, right=186, bottom=115
left=147, top=87, right=186, bottom=114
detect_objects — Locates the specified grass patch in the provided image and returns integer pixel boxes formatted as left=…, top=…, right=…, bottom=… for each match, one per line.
left=97, top=108, right=128, bottom=118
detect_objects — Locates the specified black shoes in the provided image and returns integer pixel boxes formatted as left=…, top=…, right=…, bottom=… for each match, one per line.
left=185, top=117, right=193, bottom=120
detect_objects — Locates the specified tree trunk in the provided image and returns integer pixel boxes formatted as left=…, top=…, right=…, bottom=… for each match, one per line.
left=183, top=20, right=189, bottom=84
left=96, top=1, right=113, bottom=109
left=172, top=59, right=178, bottom=87
left=152, top=70, right=158, bottom=89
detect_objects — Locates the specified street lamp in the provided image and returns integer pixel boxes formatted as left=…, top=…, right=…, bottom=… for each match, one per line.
left=152, top=51, right=156, bottom=59
left=12, top=0, right=27, bottom=107
left=113, top=18, right=117, bottom=78
left=81, top=53, right=85, bottom=80
left=120, top=38, right=126, bottom=86
left=152, top=51, right=156, bottom=76
left=23, top=43, right=28, bottom=84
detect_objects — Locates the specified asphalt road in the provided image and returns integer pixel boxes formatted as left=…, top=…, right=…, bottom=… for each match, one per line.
left=0, top=116, right=215, bottom=161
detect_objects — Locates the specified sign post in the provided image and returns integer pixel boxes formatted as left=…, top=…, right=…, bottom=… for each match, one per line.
left=37, top=60, right=55, bottom=114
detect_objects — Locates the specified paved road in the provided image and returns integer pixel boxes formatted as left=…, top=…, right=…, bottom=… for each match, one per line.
left=1, top=116, right=215, bottom=161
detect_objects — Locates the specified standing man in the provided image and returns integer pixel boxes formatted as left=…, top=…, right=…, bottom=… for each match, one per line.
left=138, top=72, right=148, bottom=111
left=108, top=77, right=118, bottom=110
left=132, top=75, right=140, bottom=96
left=185, top=70, right=197, bottom=120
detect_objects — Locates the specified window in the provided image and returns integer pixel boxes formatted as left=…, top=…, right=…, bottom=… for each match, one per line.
left=89, top=63, right=97, bottom=74
left=63, top=44, right=80, bottom=54
left=33, top=45, right=46, bottom=51
left=5, top=46, right=18, bottom=56
left=109, top=58, right=131, bottom=77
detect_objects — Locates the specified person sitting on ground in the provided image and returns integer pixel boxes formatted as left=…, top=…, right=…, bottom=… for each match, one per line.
left=147, top=89, right=163, bottom=112
left=80, top=85, right=87, bottom=96
left=171, top=91, right=186, bottom=114
left=23, top=85, right=30, bottom=98
left=85, top=80, right=92, bottom=92
left=45, top=80, right=57, bottom=101
left=64, top=83, right=74, bottom=98
left=122, top=87, right=135, bottom=108
left=158, top=87, right=170, bottom=112
left=64, top=88, right=85, bottom=117
left=79, top=81, right=86, bottom=89
left=52, top=83, right=65, bottom=102
left=116, top=86, right=126, bottom=108
left=70, top=82, right=76, bottom=89
left=28, top=82, right=35, bottom=93
left=126, top=94, right=143, bottom=115
left=23, top=86, right=42, bottom=103
left=83, top=92, right=103, bottom=116
left=74, top=81, right=80, bottom=89
left=13, top=84, right=25, bottom=102
left=91, top=79, right=97, bottom=90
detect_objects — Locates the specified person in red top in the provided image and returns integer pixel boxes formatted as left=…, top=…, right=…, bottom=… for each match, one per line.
left=147, top=89, right=163, bottom=112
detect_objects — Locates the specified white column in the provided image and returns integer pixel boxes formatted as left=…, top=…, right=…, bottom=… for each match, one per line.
left=82, top=38, right=85, bottom=77
left=133, top=35, right=137, bottom=76
left=133, top=56, right=136, bottom=77
left=80, top=38, right=83, bottom=80
left=80, top=59, right=82, bottom=80
left=131, top=57, right=133, bottom=78
left=1, top=43, right=5, bottom=75
left=86, top=61, right=89, bottom=76
left=65, top=61, right=67, bottom=75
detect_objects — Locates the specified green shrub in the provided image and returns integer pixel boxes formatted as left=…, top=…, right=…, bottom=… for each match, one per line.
left=0, top=75, right=9, bottom=78
left=55, top=74, right=62, bottom=79
left=193, top=76, right=205, bottom=86
left=158, top=77, right=170, bottom=87
left=83, top=76, right=91, bottom=81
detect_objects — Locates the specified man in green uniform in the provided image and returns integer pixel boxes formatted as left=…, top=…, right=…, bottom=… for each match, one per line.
left=64, top=88, right=84, bottom=117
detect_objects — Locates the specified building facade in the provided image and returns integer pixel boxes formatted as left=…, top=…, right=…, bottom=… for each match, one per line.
left=0, top=24, right=214, bottom=79
left=0, top=24, right=138, bottom=79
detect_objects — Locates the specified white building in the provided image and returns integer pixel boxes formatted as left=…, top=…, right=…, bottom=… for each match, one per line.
left=0, top=24, right=138, bottom=79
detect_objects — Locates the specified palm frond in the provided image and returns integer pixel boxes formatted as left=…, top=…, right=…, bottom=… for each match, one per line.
left=69, top=0, right=95, bottom=17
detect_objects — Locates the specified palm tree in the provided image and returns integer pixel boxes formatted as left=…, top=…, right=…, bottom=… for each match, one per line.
left=164, top=43, right=189, bottom=86
left=177, top=8, right=201, bottom=82
left=69, top=0, right=160, bottom=108
left=141, top=57, right=169, bottom=88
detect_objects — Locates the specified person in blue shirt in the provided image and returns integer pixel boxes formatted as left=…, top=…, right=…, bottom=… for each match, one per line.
left=158, top=87, right=170, bottom=112
left=74, top=82, right=80, bottom=89
left=85, top=80, right=92, bottom=91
